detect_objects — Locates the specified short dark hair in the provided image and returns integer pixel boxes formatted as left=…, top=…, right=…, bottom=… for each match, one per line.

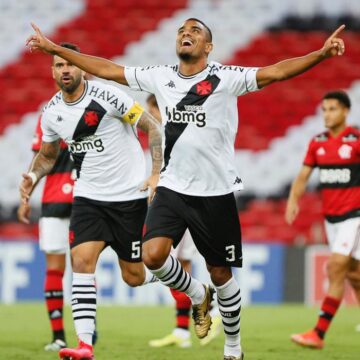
left=185, top=18, right=212, bottom=42
left=323, top=90, right=351, bottom=108
left=59, top=42, right=80, bottom=52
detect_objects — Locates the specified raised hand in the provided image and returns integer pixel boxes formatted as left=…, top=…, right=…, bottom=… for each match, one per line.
left=321, top=24, right=346, bottom=58
left=26, top=22, right=57, bottom=54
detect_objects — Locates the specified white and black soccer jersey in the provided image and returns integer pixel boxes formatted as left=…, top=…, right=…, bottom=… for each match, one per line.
left=125, top=61, right=259, bottom=196
left=41, top=80, right=147, bottom=202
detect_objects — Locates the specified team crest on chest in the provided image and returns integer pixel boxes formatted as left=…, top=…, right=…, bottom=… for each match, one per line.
left=84, top=111, right=100, bottom=126
left=196, top=80, right=212, bottom=95
left=338, top=144, right=352, bottom=159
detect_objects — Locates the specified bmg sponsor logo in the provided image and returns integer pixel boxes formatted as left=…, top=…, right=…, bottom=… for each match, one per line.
left=165, top=106, right=206, bottom=128
left=68, top=136, right=104, bottom=153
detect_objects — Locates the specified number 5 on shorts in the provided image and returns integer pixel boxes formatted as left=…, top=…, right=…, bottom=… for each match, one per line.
left=225, top=245, right=235, bottom=262
left=131, top=241, right=141, bottom=259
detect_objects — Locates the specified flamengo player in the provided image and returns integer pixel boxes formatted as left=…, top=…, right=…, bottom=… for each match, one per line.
left=18, top=113, right=74, bottom=351
left=27, top=19, right=346, bottom=360
left=286, top=91, right=360, bottom=349
left=19, top=43, right=162, bottom=360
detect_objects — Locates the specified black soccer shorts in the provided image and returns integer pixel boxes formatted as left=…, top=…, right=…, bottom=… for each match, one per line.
left=144, top=187, right=243, bottom=267
left=70, top=196, right=147, bottom=262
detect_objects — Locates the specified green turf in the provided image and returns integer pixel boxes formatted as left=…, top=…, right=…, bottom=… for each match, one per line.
left=0, top=304, right=358, bottom=359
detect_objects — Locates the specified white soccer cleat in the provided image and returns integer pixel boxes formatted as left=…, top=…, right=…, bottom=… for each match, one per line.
left=44, top=339, right=66, bottom=351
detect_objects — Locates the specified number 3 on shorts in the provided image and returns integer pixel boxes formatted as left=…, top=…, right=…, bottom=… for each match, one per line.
left=225, top=245, right=235, bottom=262
left=131, top=241, right=141, bottom=259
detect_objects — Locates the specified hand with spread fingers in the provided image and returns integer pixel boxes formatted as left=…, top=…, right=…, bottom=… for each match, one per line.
left=321, top=24, right=346, bottom=58
left=26, top=22, right=57, bottom=54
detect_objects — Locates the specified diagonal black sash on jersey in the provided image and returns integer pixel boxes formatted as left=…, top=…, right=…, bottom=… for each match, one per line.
left=72, top=100, right=107, bottom=177
left=161, top=74, right=221, bottom=172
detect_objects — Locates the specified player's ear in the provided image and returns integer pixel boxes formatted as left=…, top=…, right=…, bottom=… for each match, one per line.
left=205, top=42, right=213, bottom=56
left=51, top=66, right=56, bottom=80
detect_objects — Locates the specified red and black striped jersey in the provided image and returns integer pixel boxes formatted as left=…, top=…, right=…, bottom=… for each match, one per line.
left=303, top=126, right=360, bottom=222
left=32, top=115, right=74, bottom=218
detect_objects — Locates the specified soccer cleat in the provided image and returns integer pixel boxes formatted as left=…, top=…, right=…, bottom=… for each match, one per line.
left=224, top=352, right=244, bottom=360
left=200, top=314, right=222, bottom=346
left=59, top=340, right=94, bottom=360
left=148, top=331, right=192, bottom=348
left=44, top=339, right=66, bottom=351
left=290, top=329, right=324, bottom=349
left=192, top=284, right=215, bottom=339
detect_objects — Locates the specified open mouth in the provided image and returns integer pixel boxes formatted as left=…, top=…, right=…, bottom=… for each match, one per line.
left=62, top=76, right=72, bottom=84
left=181, top=38, right=193, bottom=47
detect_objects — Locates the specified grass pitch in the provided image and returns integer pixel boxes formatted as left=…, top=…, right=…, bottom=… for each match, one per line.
left=0, top=304, right=358, bottom=359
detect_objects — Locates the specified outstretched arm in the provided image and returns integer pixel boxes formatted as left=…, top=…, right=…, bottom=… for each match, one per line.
left=257, top=25, right=345, bottom=88
left=137, top=111, right=163, bottom=202
left=19, top=140, right=60, bottom=204
left=26, top=23, right=127, bottom=85
left=285, top=165, right=313, bottom=225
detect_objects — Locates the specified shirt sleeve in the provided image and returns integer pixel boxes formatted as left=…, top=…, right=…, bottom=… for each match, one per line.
left=124, top=66, right=157, bottom=93
left=31, top=115, right=42, bottom=151
left=41, top=111, right=60, bottom=143
left=223, top=66, right=259, bottom=96
left=105, top=84, right=145, bottom=126
left=303, top=139, right=317, bottom=167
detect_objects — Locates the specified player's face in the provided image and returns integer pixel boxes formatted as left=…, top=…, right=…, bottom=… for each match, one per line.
left=321, top=99, right=348, bottom=130
left=176, top=20, right=213, bottom=61
left=52, top=55, right=84, bottom=94
left=147, top=101, right=162, bottom=123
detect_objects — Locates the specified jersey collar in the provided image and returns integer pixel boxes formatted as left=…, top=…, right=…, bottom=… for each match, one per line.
left=62, top=80, right=88, bottom=106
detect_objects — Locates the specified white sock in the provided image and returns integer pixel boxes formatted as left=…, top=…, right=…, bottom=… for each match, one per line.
left=143, top=266, right=159, bottom=285
left=150, top=255, right=205, bottom=304
left=72, top=273, right=96, bottom=346
left=216, top=277, right=242, bottom=357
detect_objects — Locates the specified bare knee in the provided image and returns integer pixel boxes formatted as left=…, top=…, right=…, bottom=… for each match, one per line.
left=71, top=251, right=96, bottom=273
left=142, top=238, right=172, bottom=270
left=122, top=268, right=144, bottom=287
left=207, top=265, right=232, bottom=286
left=327, top=257, right=348, bottom=283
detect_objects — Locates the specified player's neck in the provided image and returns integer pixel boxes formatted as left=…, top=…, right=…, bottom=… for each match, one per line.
left=328, top=122, right=347, bottom=137
left=62, top=80, right=86, bottom=103
left=179, top=58, right=208, bottom=77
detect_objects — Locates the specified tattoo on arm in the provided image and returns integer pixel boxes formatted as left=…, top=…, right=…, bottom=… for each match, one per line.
left=137, top=112, right=163, bottom=174
left=29, top=141, right=60, bottom=180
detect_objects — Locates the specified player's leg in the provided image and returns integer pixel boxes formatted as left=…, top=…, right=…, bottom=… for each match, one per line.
left=39, top=217, right=68, bottom=351
left=187, top=192, right=244, bottom=360
left=347, top=258, right=360, bottom=303
left=291, top=217, right=360, bottom=349
left=149, top=257, right=192, bottom=348
left=59, top=197, right=107, bottom=360
left=142, top=187, right=213, bottom=339
left=118, top=259, right=158, bottom=286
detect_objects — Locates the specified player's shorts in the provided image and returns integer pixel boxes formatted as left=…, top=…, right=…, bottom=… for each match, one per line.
left=70, top=196, right=147, bottom=262
left=325, top=217, right=360, bottom=260
left=39, top=217, right=70, bottom=254
left=171, top=229, right=198, bottom=261
left=144, top=187, right=242, bottom=267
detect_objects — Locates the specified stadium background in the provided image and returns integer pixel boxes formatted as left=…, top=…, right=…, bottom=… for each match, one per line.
left=0, top=0, right=359, bottom=308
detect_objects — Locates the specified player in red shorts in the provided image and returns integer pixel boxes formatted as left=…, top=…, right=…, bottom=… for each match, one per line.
left=286, top=90, right=360, bottom=349
left=18, top=113, right=74, bottom=351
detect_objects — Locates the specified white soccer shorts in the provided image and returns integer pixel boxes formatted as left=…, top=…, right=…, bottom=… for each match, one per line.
left=171, top=229, right=198, bottom=261
left=325, top=217, right=360, bottom=260
left=39, top=217, right=70, bottom=254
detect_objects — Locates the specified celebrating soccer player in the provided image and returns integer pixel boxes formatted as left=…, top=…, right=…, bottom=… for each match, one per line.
left=27, top=19, right=346, bottom=360
left=19, top=42, right=162, bottom=360
left=286, top=90, right=360, bottom=349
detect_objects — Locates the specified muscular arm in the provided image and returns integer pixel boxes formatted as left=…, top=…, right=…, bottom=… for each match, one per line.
left=285, top=165, right=313, bottom=224
left=19, top=140, right=60, bottom=205
left=256, top=25, right=345, bottom=88
left=27, top=23, right=128, bottom=85
left=136, top=111, right=163, bottom=175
